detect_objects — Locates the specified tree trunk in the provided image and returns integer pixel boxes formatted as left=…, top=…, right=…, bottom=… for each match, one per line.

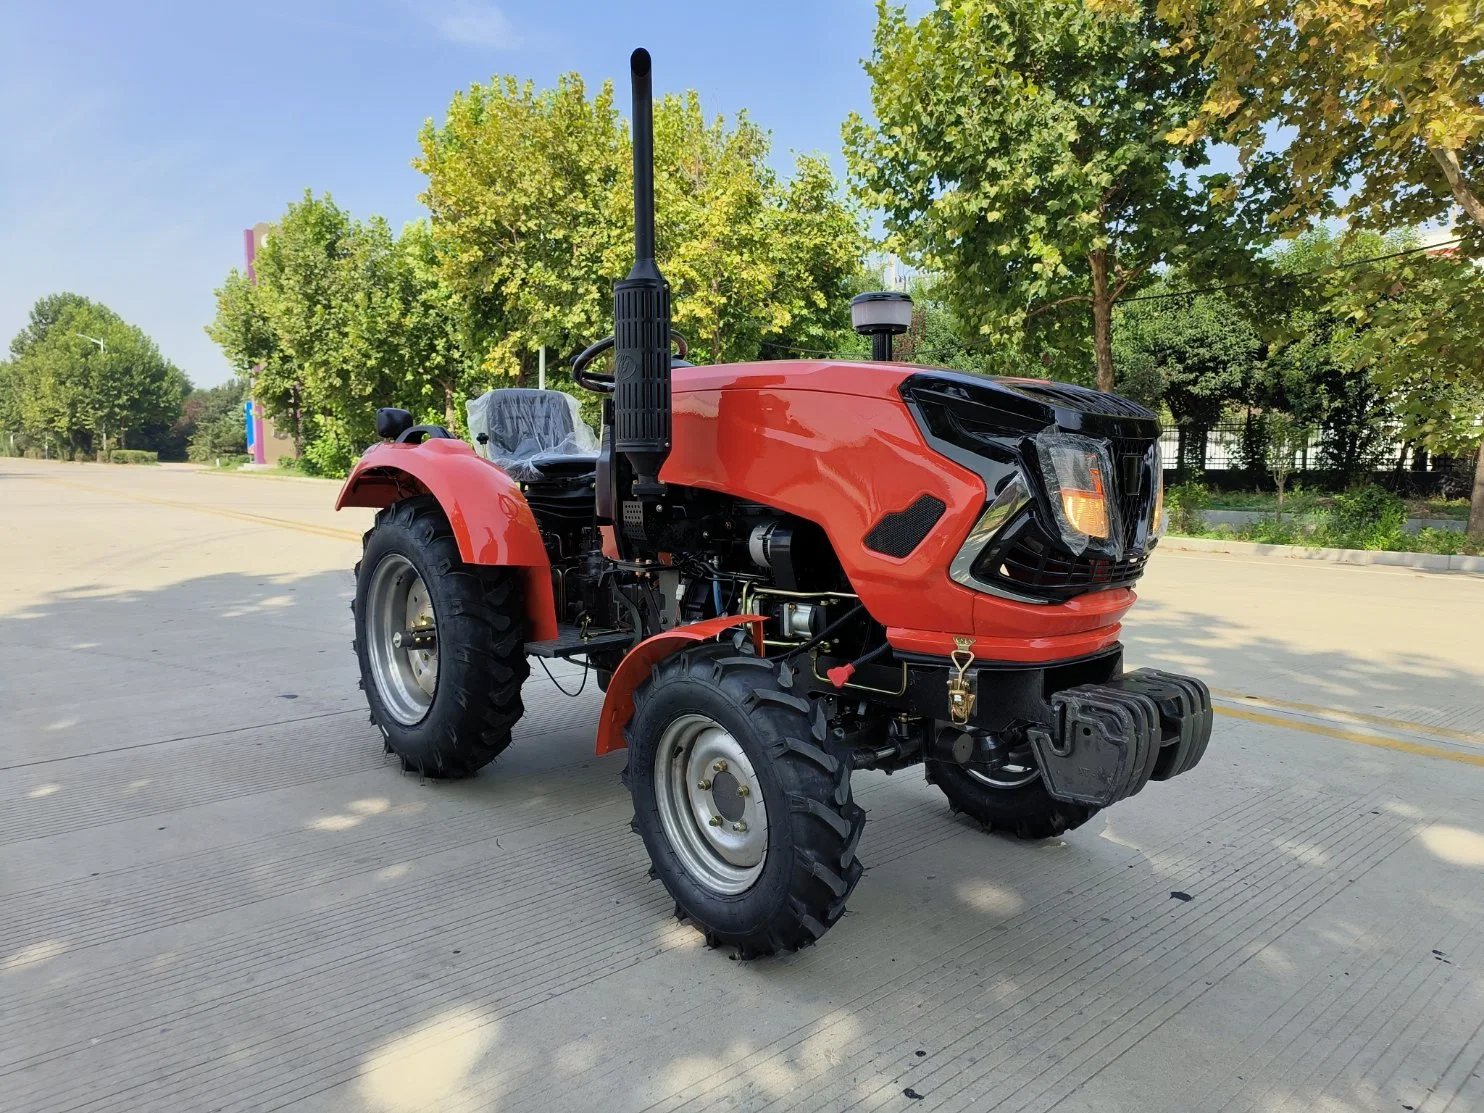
left=1468, top=437, right=1484, bottom=538
left=1428, top=146, right=1484, bottom=231
left=1089, top=249, right=1115, bottom=393
left=442, top=382, right=457, bottom=429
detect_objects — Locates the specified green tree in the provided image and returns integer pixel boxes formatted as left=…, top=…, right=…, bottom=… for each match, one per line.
left=1252, top=229, right=1402, bottom=483
left=416, top=74, right=627, bottom=385
left=183, top=377, right=250, bottom=461
left=207, top=194, right=471, bottom=474
left=1159, top=0, right=1484, bottom=248
left=4, top=295, right=188, bottom=459
left=845, top=0, right=1266, bottom=392
left=1345, top=247, right=1484, bottom=535
left=418, top=73, right=865, bottom=378
left=1114, top=280, right=1262, bottom=470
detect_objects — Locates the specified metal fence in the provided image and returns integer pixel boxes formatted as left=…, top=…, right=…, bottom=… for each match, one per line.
left=1158, top=423, right=1324, bottom=471
left=1157, top=421, right=1476, bottom=497
left=1159, top=421, right=1418, bottom=472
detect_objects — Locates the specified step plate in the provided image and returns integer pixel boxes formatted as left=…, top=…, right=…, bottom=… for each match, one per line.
left=525, top=627, right=634, bottom=660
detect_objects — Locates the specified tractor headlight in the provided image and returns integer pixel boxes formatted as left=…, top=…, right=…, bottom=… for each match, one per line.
left=1034, top=432, right=1122, bottom=558
left=1149, top=442, right=1165, bottom=539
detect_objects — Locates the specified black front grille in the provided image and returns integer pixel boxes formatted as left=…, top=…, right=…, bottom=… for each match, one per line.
left=1107, top=437, right=1157, bottom=554
left=982, top=527, right=1149, bottom=600
left=898, top=370, right=1160, bottom=602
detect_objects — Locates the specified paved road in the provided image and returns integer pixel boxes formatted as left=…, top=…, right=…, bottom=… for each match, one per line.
left=3, top=457, right=1483, bottom=1113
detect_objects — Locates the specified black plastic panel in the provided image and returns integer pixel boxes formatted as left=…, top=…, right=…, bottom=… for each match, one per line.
left=864, top=494, right=947, bottom=558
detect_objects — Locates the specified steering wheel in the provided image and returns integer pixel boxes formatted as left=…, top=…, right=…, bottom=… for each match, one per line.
left=571, top=330, right=689, bottom=393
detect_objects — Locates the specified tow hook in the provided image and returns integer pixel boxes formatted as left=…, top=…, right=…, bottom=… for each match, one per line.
left=947, top=638, right=977, bottom=724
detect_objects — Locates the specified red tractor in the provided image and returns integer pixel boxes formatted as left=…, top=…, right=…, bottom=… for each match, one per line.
left=337, top=49, right=1213, bottom=956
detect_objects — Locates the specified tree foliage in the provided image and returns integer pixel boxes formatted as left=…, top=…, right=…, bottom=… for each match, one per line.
left=2, top=294, right=188, bottom=459
left=417, top=74, right=864, bottom=379
left=845, top=0, right=1268, bottom=391
left=182, top=377, right=250, bottom=462
left=1113, top=280, right=1262, bottom=469
left=1343, top=243, right=1484, bottom=533
left=1159, top=0, right=1484, bottom=248
left=207, top=193, right=471, bottom=475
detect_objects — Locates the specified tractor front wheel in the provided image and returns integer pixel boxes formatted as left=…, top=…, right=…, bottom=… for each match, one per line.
left=354, top=495, right=529, bottom=778
left=925, top=751, right=1099, bottom=840
left=626, top=644, right=864, bottom=956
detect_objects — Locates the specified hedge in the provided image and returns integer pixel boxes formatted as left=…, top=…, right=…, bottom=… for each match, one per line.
left=109, top=450, right=159, bottom=465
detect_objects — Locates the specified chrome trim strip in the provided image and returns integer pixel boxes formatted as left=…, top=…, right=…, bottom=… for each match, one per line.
left=948, top=474, right=1046, bottom=604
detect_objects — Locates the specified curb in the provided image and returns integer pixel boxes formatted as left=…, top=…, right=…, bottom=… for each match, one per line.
left=1162, top=535, right=1484, bottom=574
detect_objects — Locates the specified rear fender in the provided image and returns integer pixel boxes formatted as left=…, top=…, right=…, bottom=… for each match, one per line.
left=336, top=439, right=558, bottom=641
left=596, top=615, right=767, bottom=756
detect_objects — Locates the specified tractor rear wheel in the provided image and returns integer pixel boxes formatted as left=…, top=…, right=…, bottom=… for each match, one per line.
left=925, top=752, right=1098, bottom=839
left=626, top=644, right=864, bottom=956
left=354, top=495, right=529, bottom=778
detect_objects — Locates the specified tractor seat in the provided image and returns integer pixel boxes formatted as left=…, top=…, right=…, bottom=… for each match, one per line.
left=529, top=451, right=599, bottom=479
left=466, top=387, right=600, bottom=483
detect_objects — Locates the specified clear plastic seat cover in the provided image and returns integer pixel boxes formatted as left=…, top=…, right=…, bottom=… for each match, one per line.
left=465, top=388, right=599, bottom=482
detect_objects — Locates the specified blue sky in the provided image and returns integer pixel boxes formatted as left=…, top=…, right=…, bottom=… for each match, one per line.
left=1, top=1, right=885, bottom=386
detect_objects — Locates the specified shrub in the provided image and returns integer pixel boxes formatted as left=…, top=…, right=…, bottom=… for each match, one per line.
left=1165, top=480, right=1210, bottom=534
left=109, top=450, right=159, bottom=465
left=1241, top=518, right=1301, bottom=545
left=1325, top=485, right=1406, bottom=549
left=1402, top=528, right=1475, bottom=556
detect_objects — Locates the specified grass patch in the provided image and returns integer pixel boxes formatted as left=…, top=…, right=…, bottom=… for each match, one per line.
left=1201, top=488, right=1468, bottom=520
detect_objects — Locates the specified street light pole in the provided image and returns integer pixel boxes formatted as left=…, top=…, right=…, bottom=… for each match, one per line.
left=74, top=333, right=109, bottom=458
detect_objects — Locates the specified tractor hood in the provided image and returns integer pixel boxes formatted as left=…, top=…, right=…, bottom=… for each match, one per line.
left=671, top=360, right=1159, bottom=441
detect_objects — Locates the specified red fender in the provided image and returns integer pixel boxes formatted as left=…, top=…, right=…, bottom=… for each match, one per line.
left=335, top=439, right=559, bottom=641
left=595, top=614, right=767, bottom=756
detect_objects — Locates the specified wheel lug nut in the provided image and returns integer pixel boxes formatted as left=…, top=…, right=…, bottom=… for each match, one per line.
left=736, top=784, right=750, bottom=797
left=732, top=821, right=748, bottom=833
left=713, top=759, right=728, bottom=773
left=392, top=632, right=403, bottom=648
left=697, top=779, right=712, bottom=791
left=708, top=815, right=723, bottom=827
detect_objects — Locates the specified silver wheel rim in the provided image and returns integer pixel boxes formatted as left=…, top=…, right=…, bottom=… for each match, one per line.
left=365, top=553, right=438, bottom=726
left=966, top=753, right=1040, bottom=790
left=653, top=714, right=768, bottom=895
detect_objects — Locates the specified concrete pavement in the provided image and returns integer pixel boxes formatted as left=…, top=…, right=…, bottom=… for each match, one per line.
left=3, top=457, right=1483, bottom=1113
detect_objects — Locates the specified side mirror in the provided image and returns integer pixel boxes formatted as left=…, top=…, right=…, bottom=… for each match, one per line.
left=376, top=408, right=414, bottom=440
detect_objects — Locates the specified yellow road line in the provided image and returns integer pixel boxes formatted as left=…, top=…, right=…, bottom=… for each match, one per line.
left=1213, top=687, right=1484, bottom=746
left=1215, top=704, right=1484, bottom=767
left=42, top=476, right=362, bottom=544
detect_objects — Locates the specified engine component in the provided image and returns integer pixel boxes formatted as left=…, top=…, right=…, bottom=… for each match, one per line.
left=780, top=602, right=821, bottom=640
left=612, top=48, right=672, bottom=499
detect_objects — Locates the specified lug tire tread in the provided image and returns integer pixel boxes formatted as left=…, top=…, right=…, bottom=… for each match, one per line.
left=627, top=643, right=864, bottom=956
left=353, top=495, right=529, bottom=779
left=924, top=757, right=1099, bottom=840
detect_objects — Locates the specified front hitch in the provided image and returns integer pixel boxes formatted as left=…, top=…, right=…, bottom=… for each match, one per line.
left=1028, top=668, right=1213, bottom=807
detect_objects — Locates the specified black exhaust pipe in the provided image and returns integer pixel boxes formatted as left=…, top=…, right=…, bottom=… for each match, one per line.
left=613, top=47, right=672, bottom=499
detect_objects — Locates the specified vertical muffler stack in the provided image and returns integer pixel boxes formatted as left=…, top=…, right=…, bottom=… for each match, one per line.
left=613, top=47, right=672, bottom=499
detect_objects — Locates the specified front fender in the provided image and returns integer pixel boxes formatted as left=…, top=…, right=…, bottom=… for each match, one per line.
left=595, top=615, right=767, bottom=756
left=336, top=439, right=558, bottom=641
